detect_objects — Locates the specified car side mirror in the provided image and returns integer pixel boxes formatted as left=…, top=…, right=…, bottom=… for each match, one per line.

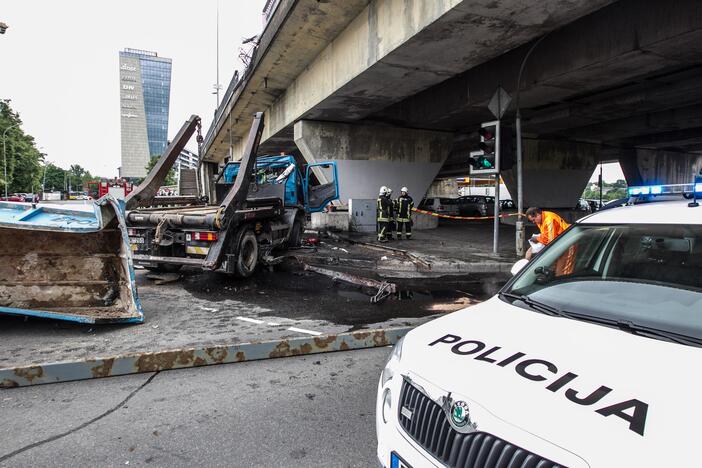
left=510, top=258, right=529, bottom=275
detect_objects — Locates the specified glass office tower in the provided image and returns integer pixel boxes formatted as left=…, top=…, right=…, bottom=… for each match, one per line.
left=119, top=48, right=172, bottom=178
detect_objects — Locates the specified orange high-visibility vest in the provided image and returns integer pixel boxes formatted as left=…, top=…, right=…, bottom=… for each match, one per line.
left=536, top=211, right=570, bottom=245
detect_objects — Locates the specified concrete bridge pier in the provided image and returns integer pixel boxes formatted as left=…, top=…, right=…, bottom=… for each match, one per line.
left=619, top=148, right=702, bottom=187
left=502, top=139, right=599, bottom=209
left=294, top=120, right=453, bottom=203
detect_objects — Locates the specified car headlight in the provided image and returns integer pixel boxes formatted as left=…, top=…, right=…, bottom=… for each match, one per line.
left=380, top=337, right=404, bottom=387
left=381, top=388, right=392, bottom=424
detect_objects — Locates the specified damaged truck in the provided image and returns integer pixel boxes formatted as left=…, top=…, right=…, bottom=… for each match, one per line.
left=126, top=112, right=339, bottom=277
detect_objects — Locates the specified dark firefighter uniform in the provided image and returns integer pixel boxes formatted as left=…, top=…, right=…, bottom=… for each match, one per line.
left=377, top=195, right=394, bottom=242
left=391, top=197, right=399, bottom=240
left=396, top=193, right=414, bottom=239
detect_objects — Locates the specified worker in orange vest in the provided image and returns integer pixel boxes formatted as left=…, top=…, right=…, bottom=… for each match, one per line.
left=525, top=207, right=576, bottom=276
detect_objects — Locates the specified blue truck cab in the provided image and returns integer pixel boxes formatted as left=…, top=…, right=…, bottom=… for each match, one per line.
left=221, top=154, right=339, bottom=213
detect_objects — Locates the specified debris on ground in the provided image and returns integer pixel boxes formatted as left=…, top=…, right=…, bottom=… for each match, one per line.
left=146, top=272, right=182, bottom=285
left=303, top=264, right=397, bottom=304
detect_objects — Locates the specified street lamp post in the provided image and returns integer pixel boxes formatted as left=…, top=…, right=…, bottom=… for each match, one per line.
left=514, top=34, right=548, bottom=257
left=2, top=122, right=19, bottom=199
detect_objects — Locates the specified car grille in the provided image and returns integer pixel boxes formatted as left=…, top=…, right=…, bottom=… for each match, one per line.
left=398, top=380, right=564, bottom=468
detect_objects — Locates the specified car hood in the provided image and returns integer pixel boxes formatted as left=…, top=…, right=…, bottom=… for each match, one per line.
left=399, top=296, right=702, bottom=466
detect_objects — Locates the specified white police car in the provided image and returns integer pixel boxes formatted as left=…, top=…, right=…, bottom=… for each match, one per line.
left=377, top=190, right=702, bottom=467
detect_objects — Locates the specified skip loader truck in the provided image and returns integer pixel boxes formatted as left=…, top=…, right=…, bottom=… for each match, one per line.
left=0, top=112, right=335, bottom=325
left=126, top=112, right=339, bottom=277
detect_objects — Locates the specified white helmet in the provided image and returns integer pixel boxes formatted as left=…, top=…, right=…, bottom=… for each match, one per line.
left=387, top=187, right=393, bottom=194
left=401, top=187, right=408, bottom=193
left=379, top=186, right=388, bottom=196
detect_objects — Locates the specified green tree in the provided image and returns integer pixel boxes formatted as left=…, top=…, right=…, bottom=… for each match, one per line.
left=145, top=155, right=176, bottom=186
left=0, top=100, right=43, bottom=194
left=42, top=163, right=67, bottom=192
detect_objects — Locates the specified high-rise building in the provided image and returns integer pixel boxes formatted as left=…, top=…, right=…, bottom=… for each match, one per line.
left=119, top=48, right=172, bottom=179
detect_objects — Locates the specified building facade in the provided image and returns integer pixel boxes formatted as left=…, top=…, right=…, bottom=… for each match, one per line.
left=119, top=48, right=172, bottom=179
left=175, top=146, right=199, bottom=183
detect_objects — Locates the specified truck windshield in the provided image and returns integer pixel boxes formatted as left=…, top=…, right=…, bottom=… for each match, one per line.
left=504, top=224, right=702, bottom=343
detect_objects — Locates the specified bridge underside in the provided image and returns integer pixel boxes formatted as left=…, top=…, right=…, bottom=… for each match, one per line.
left=206, top=0, right=702, bottom=207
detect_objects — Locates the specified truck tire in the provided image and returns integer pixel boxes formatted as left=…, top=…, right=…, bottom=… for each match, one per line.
left=234, top=228, right=259, bottom=277
left=286, top=218, right=303, bottom=248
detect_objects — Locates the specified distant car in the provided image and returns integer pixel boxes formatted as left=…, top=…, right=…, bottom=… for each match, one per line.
left=585, top=199, right=603, bottom=212
left=458, top=195, right=495, bottom=217
left=575, top=198, right=592, bottom=212
left=0, top=194, right=24, bottom=202
left=418, top=197, right=460, bottom=216
left=501, top=199, right=516, bottom=211
left=599, top=197, right=629, bottom=211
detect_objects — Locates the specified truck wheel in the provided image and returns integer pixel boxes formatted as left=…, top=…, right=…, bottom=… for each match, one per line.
left=287, top=218, right=303, bottom=248
left=234, top=228, right=259, bottom=277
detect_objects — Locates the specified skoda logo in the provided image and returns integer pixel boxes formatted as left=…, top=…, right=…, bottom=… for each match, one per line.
left=450, top=401, right=470, bottom=427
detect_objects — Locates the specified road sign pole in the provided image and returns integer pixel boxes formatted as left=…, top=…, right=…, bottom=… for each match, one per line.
left=493, top=119, right=501, bottom=254
left=515, top=111, right=524, bottom=257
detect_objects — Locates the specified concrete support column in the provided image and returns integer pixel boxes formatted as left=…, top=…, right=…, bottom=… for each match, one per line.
left=619, top=148, right=702, bottom=186
left=294, top=120, right=453, bottom=203
left=502, top=139, right=599, bottom=209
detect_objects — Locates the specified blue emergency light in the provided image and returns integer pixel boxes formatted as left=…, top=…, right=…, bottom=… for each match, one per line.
left=628, top=186, right=651, bottom=196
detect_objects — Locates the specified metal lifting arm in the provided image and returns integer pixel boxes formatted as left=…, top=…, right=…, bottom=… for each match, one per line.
left=214, top=111, right=265, bottom=229
left=203, top=112, right=265, bottom=270
left=125, top=115, right=202, bottom=210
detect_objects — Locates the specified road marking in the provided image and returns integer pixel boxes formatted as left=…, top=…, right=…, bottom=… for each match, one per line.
left=236, top=316, right=265, bottom=324
left=199, top=306, right=218, bottom=312
left=267, top=322, right=281, bottom=326
left=287, top=327, right=323, bottom=336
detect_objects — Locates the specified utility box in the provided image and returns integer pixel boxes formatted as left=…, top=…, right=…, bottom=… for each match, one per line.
left=310, top=212, right=349, bottom=231
left=349, top=199, right=377, bottom=233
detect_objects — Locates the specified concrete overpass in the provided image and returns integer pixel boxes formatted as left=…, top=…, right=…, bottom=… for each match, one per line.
left=203, top=0, right=702, bottom=207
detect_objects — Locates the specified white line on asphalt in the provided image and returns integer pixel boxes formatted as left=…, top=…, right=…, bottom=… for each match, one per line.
left=200, top=306, right=218, bottom=312
left=267, top=322, right=281, bottom=326
left=236, top=316, right=265, bottom=324
left=287, top=327, right=323, bottom=336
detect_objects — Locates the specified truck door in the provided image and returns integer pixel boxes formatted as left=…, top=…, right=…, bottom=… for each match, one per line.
left=304, top=162, right=339, bottom=212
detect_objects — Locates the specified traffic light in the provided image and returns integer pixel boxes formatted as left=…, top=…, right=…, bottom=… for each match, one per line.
left=468, top=120, right=516, bottom=175
left=469, top=121, right=500, bottom=175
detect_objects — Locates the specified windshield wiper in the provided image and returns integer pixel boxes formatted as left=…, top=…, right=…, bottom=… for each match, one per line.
left=615, top=321, right=702, bottom=347
left=499, top=292, right=564, bottom=317
left=500, top=293, right=702, bottom=347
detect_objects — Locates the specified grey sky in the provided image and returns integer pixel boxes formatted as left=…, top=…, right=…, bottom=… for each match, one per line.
left=1, top=0, right=266, bottom=176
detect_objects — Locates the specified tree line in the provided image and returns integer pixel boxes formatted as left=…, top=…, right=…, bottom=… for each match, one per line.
left=1, top=99, right=102, bottom=194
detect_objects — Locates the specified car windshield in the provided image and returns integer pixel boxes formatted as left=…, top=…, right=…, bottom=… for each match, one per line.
left=505, top=223, right=702, bottom=343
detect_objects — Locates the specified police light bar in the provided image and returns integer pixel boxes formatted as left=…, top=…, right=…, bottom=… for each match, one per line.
left=627, top=183, right=693, bottom=197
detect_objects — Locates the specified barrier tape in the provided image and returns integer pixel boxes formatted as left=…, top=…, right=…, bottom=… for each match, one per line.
left=412, top=207, right=522, bottom=220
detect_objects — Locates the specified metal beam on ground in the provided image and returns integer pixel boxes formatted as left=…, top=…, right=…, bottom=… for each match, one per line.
left=0, top=327, right=410, bottom=388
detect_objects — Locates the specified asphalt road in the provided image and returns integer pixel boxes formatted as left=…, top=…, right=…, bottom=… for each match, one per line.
left=0, top=347, right=389, bottom=467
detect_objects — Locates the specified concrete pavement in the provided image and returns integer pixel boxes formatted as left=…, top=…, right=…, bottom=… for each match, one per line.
left=0, top=346, right=390, bottom=467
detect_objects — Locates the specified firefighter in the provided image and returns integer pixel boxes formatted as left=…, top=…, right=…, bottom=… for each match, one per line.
left=377, top=186, right=393, bottom=243
left=387, top=187, right=398, bottom=240
left=395, top=186, right=414, bottom=240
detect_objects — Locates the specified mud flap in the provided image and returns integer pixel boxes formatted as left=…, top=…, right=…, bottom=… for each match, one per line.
left=0, top=197, right=144, bottom=324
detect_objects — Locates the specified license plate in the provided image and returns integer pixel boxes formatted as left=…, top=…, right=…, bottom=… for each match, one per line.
left=391, top=452, right=411, bottom=468
left=130, top=237, right=145, bottom=244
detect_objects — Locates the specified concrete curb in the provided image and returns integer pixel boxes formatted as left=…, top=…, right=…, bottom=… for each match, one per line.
left=0, top=327, right=411, bottom=388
